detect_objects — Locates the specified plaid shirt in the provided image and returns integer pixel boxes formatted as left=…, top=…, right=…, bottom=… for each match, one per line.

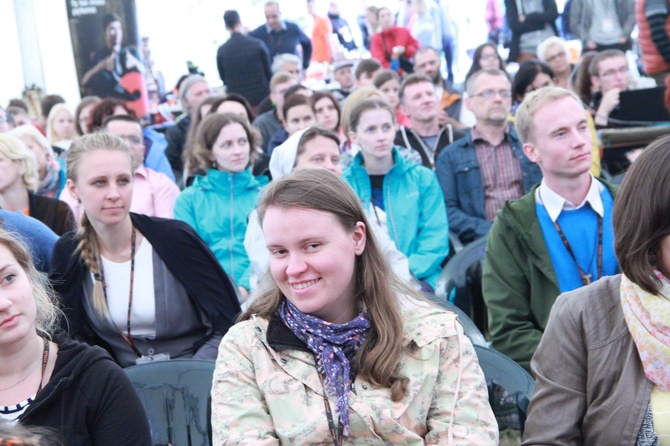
left=472, top=127, right=525, bottom=221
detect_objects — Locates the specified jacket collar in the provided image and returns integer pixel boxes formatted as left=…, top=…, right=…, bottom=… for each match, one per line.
left=191, top=167, right=266, bottom=191
left=266, top=315, right=311, bottom=353
left=351, top=147, right=413, bottom=175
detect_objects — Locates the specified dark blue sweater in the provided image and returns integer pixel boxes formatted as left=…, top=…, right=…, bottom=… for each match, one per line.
left=249, top=21, right=313, bottom=69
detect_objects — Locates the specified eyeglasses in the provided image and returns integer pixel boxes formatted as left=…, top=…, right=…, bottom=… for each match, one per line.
left=472, top=89, right=512, bottom=99
left=599, top=66, right=629, bottom=79
left=545, top=51, right=566, bottom=64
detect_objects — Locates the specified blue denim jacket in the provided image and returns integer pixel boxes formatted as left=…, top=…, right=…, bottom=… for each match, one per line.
left=435, top=126, right=542, bottom=243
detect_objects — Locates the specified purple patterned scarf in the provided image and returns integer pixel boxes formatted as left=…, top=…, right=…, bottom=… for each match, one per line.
left=279, top=299, right=370, bottom=436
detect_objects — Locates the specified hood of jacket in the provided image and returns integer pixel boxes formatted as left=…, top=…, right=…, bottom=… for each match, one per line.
left=191, top=167, right=268, bottom=194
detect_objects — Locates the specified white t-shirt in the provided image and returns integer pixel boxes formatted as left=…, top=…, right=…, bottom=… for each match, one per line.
left=99, top=237, right=156, bottom=337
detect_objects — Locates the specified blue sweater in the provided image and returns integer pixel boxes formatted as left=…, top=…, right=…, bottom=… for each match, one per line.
left=249, top=21, right=313, bottom=69
left=536, top=187, right=618, bottom=292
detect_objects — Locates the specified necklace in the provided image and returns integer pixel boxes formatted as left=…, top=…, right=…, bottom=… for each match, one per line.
left=0, top=337, right=49, bottom=393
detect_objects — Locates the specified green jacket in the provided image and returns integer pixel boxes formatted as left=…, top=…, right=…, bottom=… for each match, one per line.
left=482, top=180, right=617, bottom=372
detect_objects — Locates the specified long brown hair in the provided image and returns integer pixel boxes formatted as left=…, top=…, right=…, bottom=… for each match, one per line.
left=614, top=135, right=670, bottom=294
left=243, top=169, right=418, bottom=401
left=66, top=133, right=134, bottom=315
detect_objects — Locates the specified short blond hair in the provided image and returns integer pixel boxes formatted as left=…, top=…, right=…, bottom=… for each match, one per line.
left=514, top=86, right=584, bottom=144
left=0, top=134, right=39, bottom=191
left=9, top=124, right=57, bottom=161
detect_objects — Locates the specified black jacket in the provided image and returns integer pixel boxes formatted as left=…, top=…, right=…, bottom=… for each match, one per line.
left=164, top=115, right=191, bottom=177
left=49, top=213, right=241, bottom=362
left=394, top=125, right=462, bottom=169
left=217, top=33, right=272, bottom=106
left=504, top=0, right=558, bottom=62
left=20, top=332, right=152, bottom=445
left=29, top=192, right=76, bottom=236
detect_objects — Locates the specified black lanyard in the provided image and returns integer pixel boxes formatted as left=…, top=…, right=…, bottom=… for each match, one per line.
left=317, top=371, right=344, bottom=446
left=98, top=227, right=141, bottom=357
left=540, top=191, right=603, bottom=286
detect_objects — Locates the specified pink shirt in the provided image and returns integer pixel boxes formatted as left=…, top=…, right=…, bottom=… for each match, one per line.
left=60, top=166, right=180, bottom=225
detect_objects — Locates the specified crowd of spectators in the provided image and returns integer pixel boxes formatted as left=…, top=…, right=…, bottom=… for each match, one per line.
left=3, top=0, right=670, bottom=443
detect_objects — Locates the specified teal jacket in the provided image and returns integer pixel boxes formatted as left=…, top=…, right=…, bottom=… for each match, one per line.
left=482, top=180, right=617, bottom=372
left=174, top=168, right=268, bottom=290
left=343, top=148, right=449, bottom=288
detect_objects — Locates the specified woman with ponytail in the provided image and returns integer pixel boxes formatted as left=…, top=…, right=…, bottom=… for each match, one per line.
left=49, top=133, right=241, bottom=367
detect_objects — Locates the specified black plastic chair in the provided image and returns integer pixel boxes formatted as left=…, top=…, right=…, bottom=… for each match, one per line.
left=125, top=359, right=215, bottom=446
left=474, top=345, right=534, bottom=434
left=434, top=235, right=489, bottom=332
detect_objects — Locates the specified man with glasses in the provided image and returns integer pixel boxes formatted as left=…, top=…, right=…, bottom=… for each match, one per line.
left=61, top=114, right=179, bottom=220
left=435, top=68, right=542, bottom=243
left=589, top=49, right=631, bottom=173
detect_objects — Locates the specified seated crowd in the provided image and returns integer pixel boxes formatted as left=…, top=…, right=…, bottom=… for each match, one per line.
left=2, top=0, right=670, bottom=443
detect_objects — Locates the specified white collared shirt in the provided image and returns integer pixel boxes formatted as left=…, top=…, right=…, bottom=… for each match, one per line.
left=534, top=174, right=605, bottom=222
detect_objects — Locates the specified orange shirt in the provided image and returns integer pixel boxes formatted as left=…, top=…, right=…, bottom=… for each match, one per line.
left=311, top=15, right=332, bottom=63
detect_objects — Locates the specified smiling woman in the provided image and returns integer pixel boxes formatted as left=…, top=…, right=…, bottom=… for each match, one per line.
left=212, top=169, right=498, bottom=444
left=49, top=133, right=241, bottom=368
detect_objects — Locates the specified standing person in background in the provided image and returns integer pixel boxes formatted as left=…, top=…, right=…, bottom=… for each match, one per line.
left=307, top=0, right=333, bottom=63
left=217, top=10, right=272, bottom=110
left=371, top=7, right=420, bottom=75
left=328, top=1, right=357, bottom=52
left=250, top=1, right=313, bottom=71
left=636, top=0, right=670, bottom=84
left=570, top=0, right=635, bottom=52
left=505, top=0, right=559, bottom=63
left=358, top=6, right=378, bottom=51
left=164, top=74, right=211, bottom=181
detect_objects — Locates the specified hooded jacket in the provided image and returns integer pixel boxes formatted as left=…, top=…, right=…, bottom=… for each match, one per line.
left=19, top=332, right=152, bottom=445
left=343, top=148, right=449, bottom=288
left=174, top=167, right=268, bottom=290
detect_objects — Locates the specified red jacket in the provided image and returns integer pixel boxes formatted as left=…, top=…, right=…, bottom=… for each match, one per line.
left=636, top=0, right=670, bottom=75
left=370, top=26, right=419, bottom=70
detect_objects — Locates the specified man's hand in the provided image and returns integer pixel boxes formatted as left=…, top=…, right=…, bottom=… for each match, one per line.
left=437, top=110, right=467, bottom=129
left=595, top=88, right=621, bottom=126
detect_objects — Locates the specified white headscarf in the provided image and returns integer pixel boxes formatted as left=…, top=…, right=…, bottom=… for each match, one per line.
left=268, top=128, right=310, bottom=180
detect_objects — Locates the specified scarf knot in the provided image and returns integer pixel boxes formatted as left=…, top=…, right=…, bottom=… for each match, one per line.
left=279, top=299, right=370, bottom=436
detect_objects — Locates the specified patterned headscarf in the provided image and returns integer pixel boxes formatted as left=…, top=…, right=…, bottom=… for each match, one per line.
left=279, top=299, right=370, bottom=436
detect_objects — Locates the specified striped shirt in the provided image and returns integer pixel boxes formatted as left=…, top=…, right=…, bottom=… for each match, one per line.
left=472, top=127, right=525, bottom=221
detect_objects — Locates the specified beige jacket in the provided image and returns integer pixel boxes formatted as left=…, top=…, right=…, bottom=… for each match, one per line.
left=522, top=275, right=652, bottom=445
left=211, top=303, right=498, bottom=445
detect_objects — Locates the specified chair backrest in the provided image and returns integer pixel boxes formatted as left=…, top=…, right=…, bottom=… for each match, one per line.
left=125, top=359, right=215, bottom=446
left=434, top=235, right=488, bottom=324
left=474, top=345, right=535, bottom=433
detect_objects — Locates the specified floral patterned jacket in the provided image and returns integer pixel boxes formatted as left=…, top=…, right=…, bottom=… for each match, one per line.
left=211, top=303, right=498, bottom=445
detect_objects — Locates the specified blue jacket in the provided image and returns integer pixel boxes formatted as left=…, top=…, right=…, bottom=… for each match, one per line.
left=174, top=168, right=268, bottom=290
left=143, top=127, right=176, bottom=181
left=435, top=127, right=542, bottom=244
left=343, top=148, right=449, bottom=288
left=249, top=21, right=313, bottom=69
